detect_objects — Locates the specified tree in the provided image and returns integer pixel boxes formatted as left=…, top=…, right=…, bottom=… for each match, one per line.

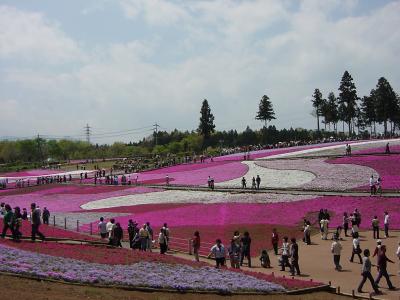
left=198, top=99, right=215, bottom=141
left=360, top=92, right=377, bottom=136
left=326, top=92, right=339, bottom=133
left=374, top=77, right=398, bottom=136
left=311, top=89, right=324, bottom=132
left=338, top=71, right=358, bottom=135
left=256, top=95, right=276, bottom=127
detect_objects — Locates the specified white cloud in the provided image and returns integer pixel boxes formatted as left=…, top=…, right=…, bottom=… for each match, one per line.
left=0, top=5, right=82, bottom=64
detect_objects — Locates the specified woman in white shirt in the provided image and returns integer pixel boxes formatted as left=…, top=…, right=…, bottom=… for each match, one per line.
left=349, top=232, right=362, bottom=264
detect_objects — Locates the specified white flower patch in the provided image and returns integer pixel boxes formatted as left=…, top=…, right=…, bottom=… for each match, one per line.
left=81, top=190, right=318, bottom=210
left=214, top=161, right=315, bottom=189
left=256, top=158, right=379, bottom=191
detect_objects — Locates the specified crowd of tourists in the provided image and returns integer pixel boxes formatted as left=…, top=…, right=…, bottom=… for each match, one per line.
left=0, top=202, right=49, bottom=241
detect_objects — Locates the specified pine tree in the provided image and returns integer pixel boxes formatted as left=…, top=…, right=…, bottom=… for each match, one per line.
left=338, top=71, right=358, bottom=135
left=374, top=77, right=398, bottom=136
left=255, top=95, right=276, bottom=127
left=360, top=92, right=377, bottom=136
left=326, top=92, right=339, bottom=133
left=311, top=89, right=323, bottom=132
left=198, top=99, right=215, bottom=140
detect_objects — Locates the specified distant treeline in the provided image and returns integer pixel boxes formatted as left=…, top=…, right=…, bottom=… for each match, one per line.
left=0, top=126, right=344, bottom=165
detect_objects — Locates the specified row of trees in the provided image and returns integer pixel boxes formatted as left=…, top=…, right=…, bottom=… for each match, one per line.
left=311, top=71, right=399, bottom=136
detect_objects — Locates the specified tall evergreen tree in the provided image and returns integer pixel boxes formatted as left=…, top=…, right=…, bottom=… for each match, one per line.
left=338, top=71, right=358, bottom=135
left=374, top=77, right=398, bottom=136
left=311, top=88, right=323, bottom=132
left=360, top=92, right=377, bottom=136
left=198, top=99, right=215, bottom=140
left=256, top=95, right=276, bottom=127
left=326, top=92, right=339, bottom=133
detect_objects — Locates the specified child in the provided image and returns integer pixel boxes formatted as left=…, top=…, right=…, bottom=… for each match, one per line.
left=260, top=249, right=271, bottom=268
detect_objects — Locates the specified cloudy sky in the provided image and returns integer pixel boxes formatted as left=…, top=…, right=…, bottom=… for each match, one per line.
left=0, top=0, right=399, bottom=143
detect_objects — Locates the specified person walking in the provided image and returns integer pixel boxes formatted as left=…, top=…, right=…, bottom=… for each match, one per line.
left=331, top=236, right=343, bottom=271
left=290, top=238, right=300, bottom=276
left=106, top=218, right=115, bottom=245
left=371, top=216, right=380, bottom=240
left=139, top=224, right=149, bottom=251
left=281, top=236, right=291, bottom=271
left=357, top=249, right=380, bottom=294
left=113, top=223, right=123, bottom=247
left=241, top=177, right=247, bottom=189
left=13, top=206, right=22, bottom=240
left=369, top=175, right=376, bottom=196
left=304, top=221, right=311, bottom=245
left=350, top=232, right=362, bottom=264
left=256, top=175, right=261, bottom=189
left=251, top=177, right=256, bottom=189
left=240, top=231, right=252, bottom=267
left=30, top=203, right=45, bottom=241
left=127, top=219, right=138, bottom=248
left=374, top=245, right=396, bottom=290
left=1, top=204, right=16, bottom=239
left=98, top=217, right=108, bottom=239
left=320, top=218, right=329, bottom=240
left=383, top=211, right=389, bottom=238
left=208, top=239, right=226, bottom=268
left=42, top=207, right=50, bottom=225
left=343, top=212, right=349, bottom=237
left=146, top=222, right=153, bottom=252
left=158, top=228, right=168, bottom=254
left=272, top=228, right=279, bottom=255
left=192, top=231, right=201, bottom=262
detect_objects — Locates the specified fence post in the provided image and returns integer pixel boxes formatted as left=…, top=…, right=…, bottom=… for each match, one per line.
left=188, top=239, right=192, bottom=255
left=64, top=217, right=67, bottom=229
left=77, top=220, right=79, bottom=232
left=53, top=215, right=56, bottom=226
left=90, top=222, right=93, bottom=235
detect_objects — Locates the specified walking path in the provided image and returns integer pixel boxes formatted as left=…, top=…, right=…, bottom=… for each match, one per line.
left=169, top=230, right=400, bottom=300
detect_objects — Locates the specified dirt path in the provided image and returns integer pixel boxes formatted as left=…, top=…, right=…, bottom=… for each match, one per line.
left=171, top=230, right=400, bottom=300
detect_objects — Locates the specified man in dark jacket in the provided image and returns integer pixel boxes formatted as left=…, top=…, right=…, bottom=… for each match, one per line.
left=31, top=203, right=45, bottom=241
left=240, top=231, right=252, bottom=267
left=290, top=237, right=301, bottom=276
left=113, top=223, right=123, bottom=247
left=374, top=245, right=396, bottom=290
left=1, top=204, right=16, bottom=239
left=42, top=207, right=50, bottom=225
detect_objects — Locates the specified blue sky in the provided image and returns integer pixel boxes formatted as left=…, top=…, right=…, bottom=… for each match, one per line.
left=0, top=0, right=399, bottom=143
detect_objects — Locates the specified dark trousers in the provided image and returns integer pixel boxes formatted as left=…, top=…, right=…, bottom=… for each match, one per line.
left=272, top=242, right=278, bottom=255
left=31, top=224, right=45, bottom=241
left=305, top=233, right=311, bottom=245
left=216, top=257, right=225, bottom=268
left=160, top=243, right=167, bottom=254
left=240, top=251, right=251, bottom=267
left=343, top=223, right=349, bottom=236
left=281, top=255, right=291, bottom=271
left=333, top=255, right=341, bottom=270
left=375, top=268, right=394, bottom=289
left=373, top=226, right=379, bottom=239
left=43, top=218, right=49, bottom=225
left=290, top=259, right=300, bottom=275
left=350, top=249, right=362, bottom=263
left=358, top=271, right=379, bottom=292
left=1, top=223, right=16, bottom=238
left=384, top=224, right=389, bottom=237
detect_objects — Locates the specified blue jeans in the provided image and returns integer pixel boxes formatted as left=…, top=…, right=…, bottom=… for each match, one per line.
left=140, top=237, right=147, bottom=251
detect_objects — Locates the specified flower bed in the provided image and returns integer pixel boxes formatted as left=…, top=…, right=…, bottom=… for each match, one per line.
left=256, top=158, right=378, bottom=191
left=329, top=153, right=400, bottom=190
left=80, top=190, right=317, bottom=210
left=0, top=243, right=290, bottom=292
left=0, top=185, right=159, bottom=212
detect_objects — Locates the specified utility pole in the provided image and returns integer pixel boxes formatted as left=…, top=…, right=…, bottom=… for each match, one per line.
left=153, top=123, right=159, bottom=146
left=36, top=134, right=43, bottom=165
left=84, top=124, right=91, bottom=144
